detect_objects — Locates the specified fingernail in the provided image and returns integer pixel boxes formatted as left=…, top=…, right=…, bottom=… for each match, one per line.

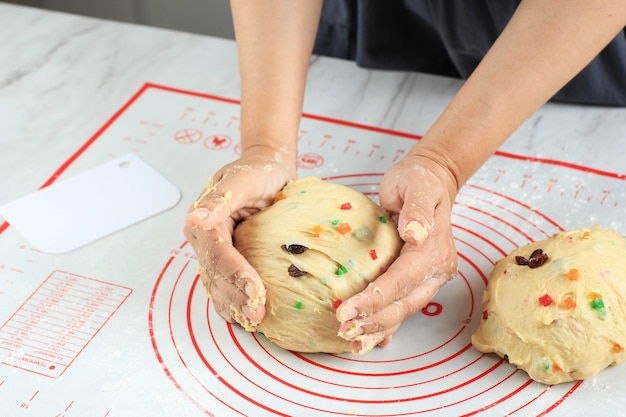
left=242, top=305, right=253, bottom=319
left=242, top=304, right=264, bottom=325
left=403, top=220, right=429, bottom=243
left=377, top=335, right=393, bottom=347
left=337, top=306, right=359, bottom=322
left=351, top=340, right=364, bottom=355
left=351, top=333, right=384, bottom=355
left=191, top=207, right=210, bottom=220
left=339, top=320, right=363, bottom=339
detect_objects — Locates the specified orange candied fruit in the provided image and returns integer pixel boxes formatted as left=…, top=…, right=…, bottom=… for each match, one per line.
left=336, top=223, right=352, bottom=235
left=613, top=343, right=624, bottom=354
left=581, top=231, right=591, bottom=239
left=273, top=191, right=286, bottom=203
left=562, top=297, right=576, bottom=310
left=588, top=291, right=602, bottom=300
left=312, top=224, right=324, bottom=237
left=552, top=362, right=563, bottom=372
left=567, top=268, right=579, bottom=281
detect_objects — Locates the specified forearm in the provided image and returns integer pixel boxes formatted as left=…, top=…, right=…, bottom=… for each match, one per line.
left=230, top=0, right=323, bottom=163
left=412, top=0, right=626, bottom=198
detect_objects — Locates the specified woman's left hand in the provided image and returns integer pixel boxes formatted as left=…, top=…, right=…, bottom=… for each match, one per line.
left=336, top=154, right=459, bottom=354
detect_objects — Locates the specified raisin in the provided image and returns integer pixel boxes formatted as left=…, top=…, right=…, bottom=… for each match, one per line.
left=515, top=256, right=529, bottom=266
left=288, top=264, right=307, bottom=277
left=282, top=244, right=308, bottom=254
left=528, top=253, right=549, bottom=268
left=516, top=248, right=549, bottom=268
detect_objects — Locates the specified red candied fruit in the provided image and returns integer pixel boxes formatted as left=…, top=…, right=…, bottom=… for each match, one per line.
left=539, top=294, right=553, bottom=307
left=332, top=299, right=343, bottom=310
left=369, top=249, right=378, bottom=260
left=340, top=202, right=352, bottom=210
left=482, top=310, right=489, bottom=320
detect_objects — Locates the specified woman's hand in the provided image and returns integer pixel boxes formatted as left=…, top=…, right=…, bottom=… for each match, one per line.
left=183, top=146, right=296, bottom=330
left=336, top=153, right=459, bottom=354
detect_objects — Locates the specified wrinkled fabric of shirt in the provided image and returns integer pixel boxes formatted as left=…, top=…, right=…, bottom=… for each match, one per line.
left=314, top=0, right=626, bottom=106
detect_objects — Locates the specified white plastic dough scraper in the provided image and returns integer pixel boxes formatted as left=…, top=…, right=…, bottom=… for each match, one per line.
left=0, top=153, right=181, bottom=253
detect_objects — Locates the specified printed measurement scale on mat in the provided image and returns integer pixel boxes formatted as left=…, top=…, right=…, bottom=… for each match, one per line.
left=1, top=84, right=625, bottom=416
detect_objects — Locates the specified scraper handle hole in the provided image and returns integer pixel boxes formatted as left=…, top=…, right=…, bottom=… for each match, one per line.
left=119, top=160, right=131, bottom=168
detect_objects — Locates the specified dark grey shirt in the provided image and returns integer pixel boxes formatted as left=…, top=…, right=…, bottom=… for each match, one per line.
left=314, top=0, right=626, bottom=106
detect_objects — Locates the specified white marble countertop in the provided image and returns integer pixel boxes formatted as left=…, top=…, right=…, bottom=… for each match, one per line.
left=2, top=2, right=625, bottom=207
left=1, top=3, right=626, bottom=417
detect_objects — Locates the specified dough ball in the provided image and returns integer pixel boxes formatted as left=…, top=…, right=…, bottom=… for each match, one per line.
left=471, top=225, right=626, bottom=384
left=233, top=177, right=402, bottom=353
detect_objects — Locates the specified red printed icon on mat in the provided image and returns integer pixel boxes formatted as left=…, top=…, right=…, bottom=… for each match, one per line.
left=297, top=153, right=324, bottom=169
left=204, top=134, right=232, bottom=151
left=174, top=128, right=203, bottom=144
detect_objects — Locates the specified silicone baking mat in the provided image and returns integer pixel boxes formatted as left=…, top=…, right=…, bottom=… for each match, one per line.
left=1, top=84, right=625, bottom=416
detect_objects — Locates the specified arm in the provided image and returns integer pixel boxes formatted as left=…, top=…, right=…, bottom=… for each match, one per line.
left=231, top=0, right=323, bottom=163
left=184, top=0, right=322, bottom=328
left=337, top=0, right=626, bottom=353
left=416, top=0, right=626, bottom=199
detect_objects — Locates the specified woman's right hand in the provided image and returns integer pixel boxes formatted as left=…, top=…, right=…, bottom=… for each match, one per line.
left=183, top=145, right=296, bottom=330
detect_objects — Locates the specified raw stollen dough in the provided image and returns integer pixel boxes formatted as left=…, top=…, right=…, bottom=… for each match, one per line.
left=471, top=225, right=626, bottom=384
left=233, top=177, right=402, bottom=353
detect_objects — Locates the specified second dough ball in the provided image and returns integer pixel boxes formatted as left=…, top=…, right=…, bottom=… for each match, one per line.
left=234, top=177, right=403, bottom=354
left=471, top=225, right=626, bottom=384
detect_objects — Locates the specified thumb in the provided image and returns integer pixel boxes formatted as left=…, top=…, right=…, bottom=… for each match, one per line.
left=395, top=195, right=436, bottom=245
left=185, top=175, right=234, bottom=230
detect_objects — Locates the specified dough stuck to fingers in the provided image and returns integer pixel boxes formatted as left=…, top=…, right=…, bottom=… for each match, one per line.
left=233, top=177, right=403, bottom=353
left=471, top=225, right=626, bottom=384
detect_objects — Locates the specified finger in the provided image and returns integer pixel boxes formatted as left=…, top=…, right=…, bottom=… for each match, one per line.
left=203, top=267, right=266, bottom=327
left=377, top=335, right=393, bottom=347
left=336, top=245, right=427, bottom=324
left=339, top=276, right=444, bottom=341
left=336, top=231, right=456, bottom=333
left=186, top=164, right=288, bottom=230
left=349, top=325, right=400, bottom=355
left=379, top=164, right=440, bottom=245
left=397, top=203, right=435, bottom=245
left=200, top=268, right=237, bottom=323
left=185, top=174, right=240, bottom=231
left=381, top=189, right=436, bottom=246
left=190, top=222, right=266, bottom=329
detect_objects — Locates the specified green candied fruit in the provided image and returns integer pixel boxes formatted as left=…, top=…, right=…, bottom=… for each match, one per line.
left=294, top=301, right=304, bottom=310
left=378, top=216, right=388, bottom=224
left=591, top=299, right=605, bottom=310
left=335, top=265, right=348, bottom=276
left=331, top=219, right=340, bottom=226
left=590, top=298, right=607, bottom=319
left=542, top=360, right=550, bottom=371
